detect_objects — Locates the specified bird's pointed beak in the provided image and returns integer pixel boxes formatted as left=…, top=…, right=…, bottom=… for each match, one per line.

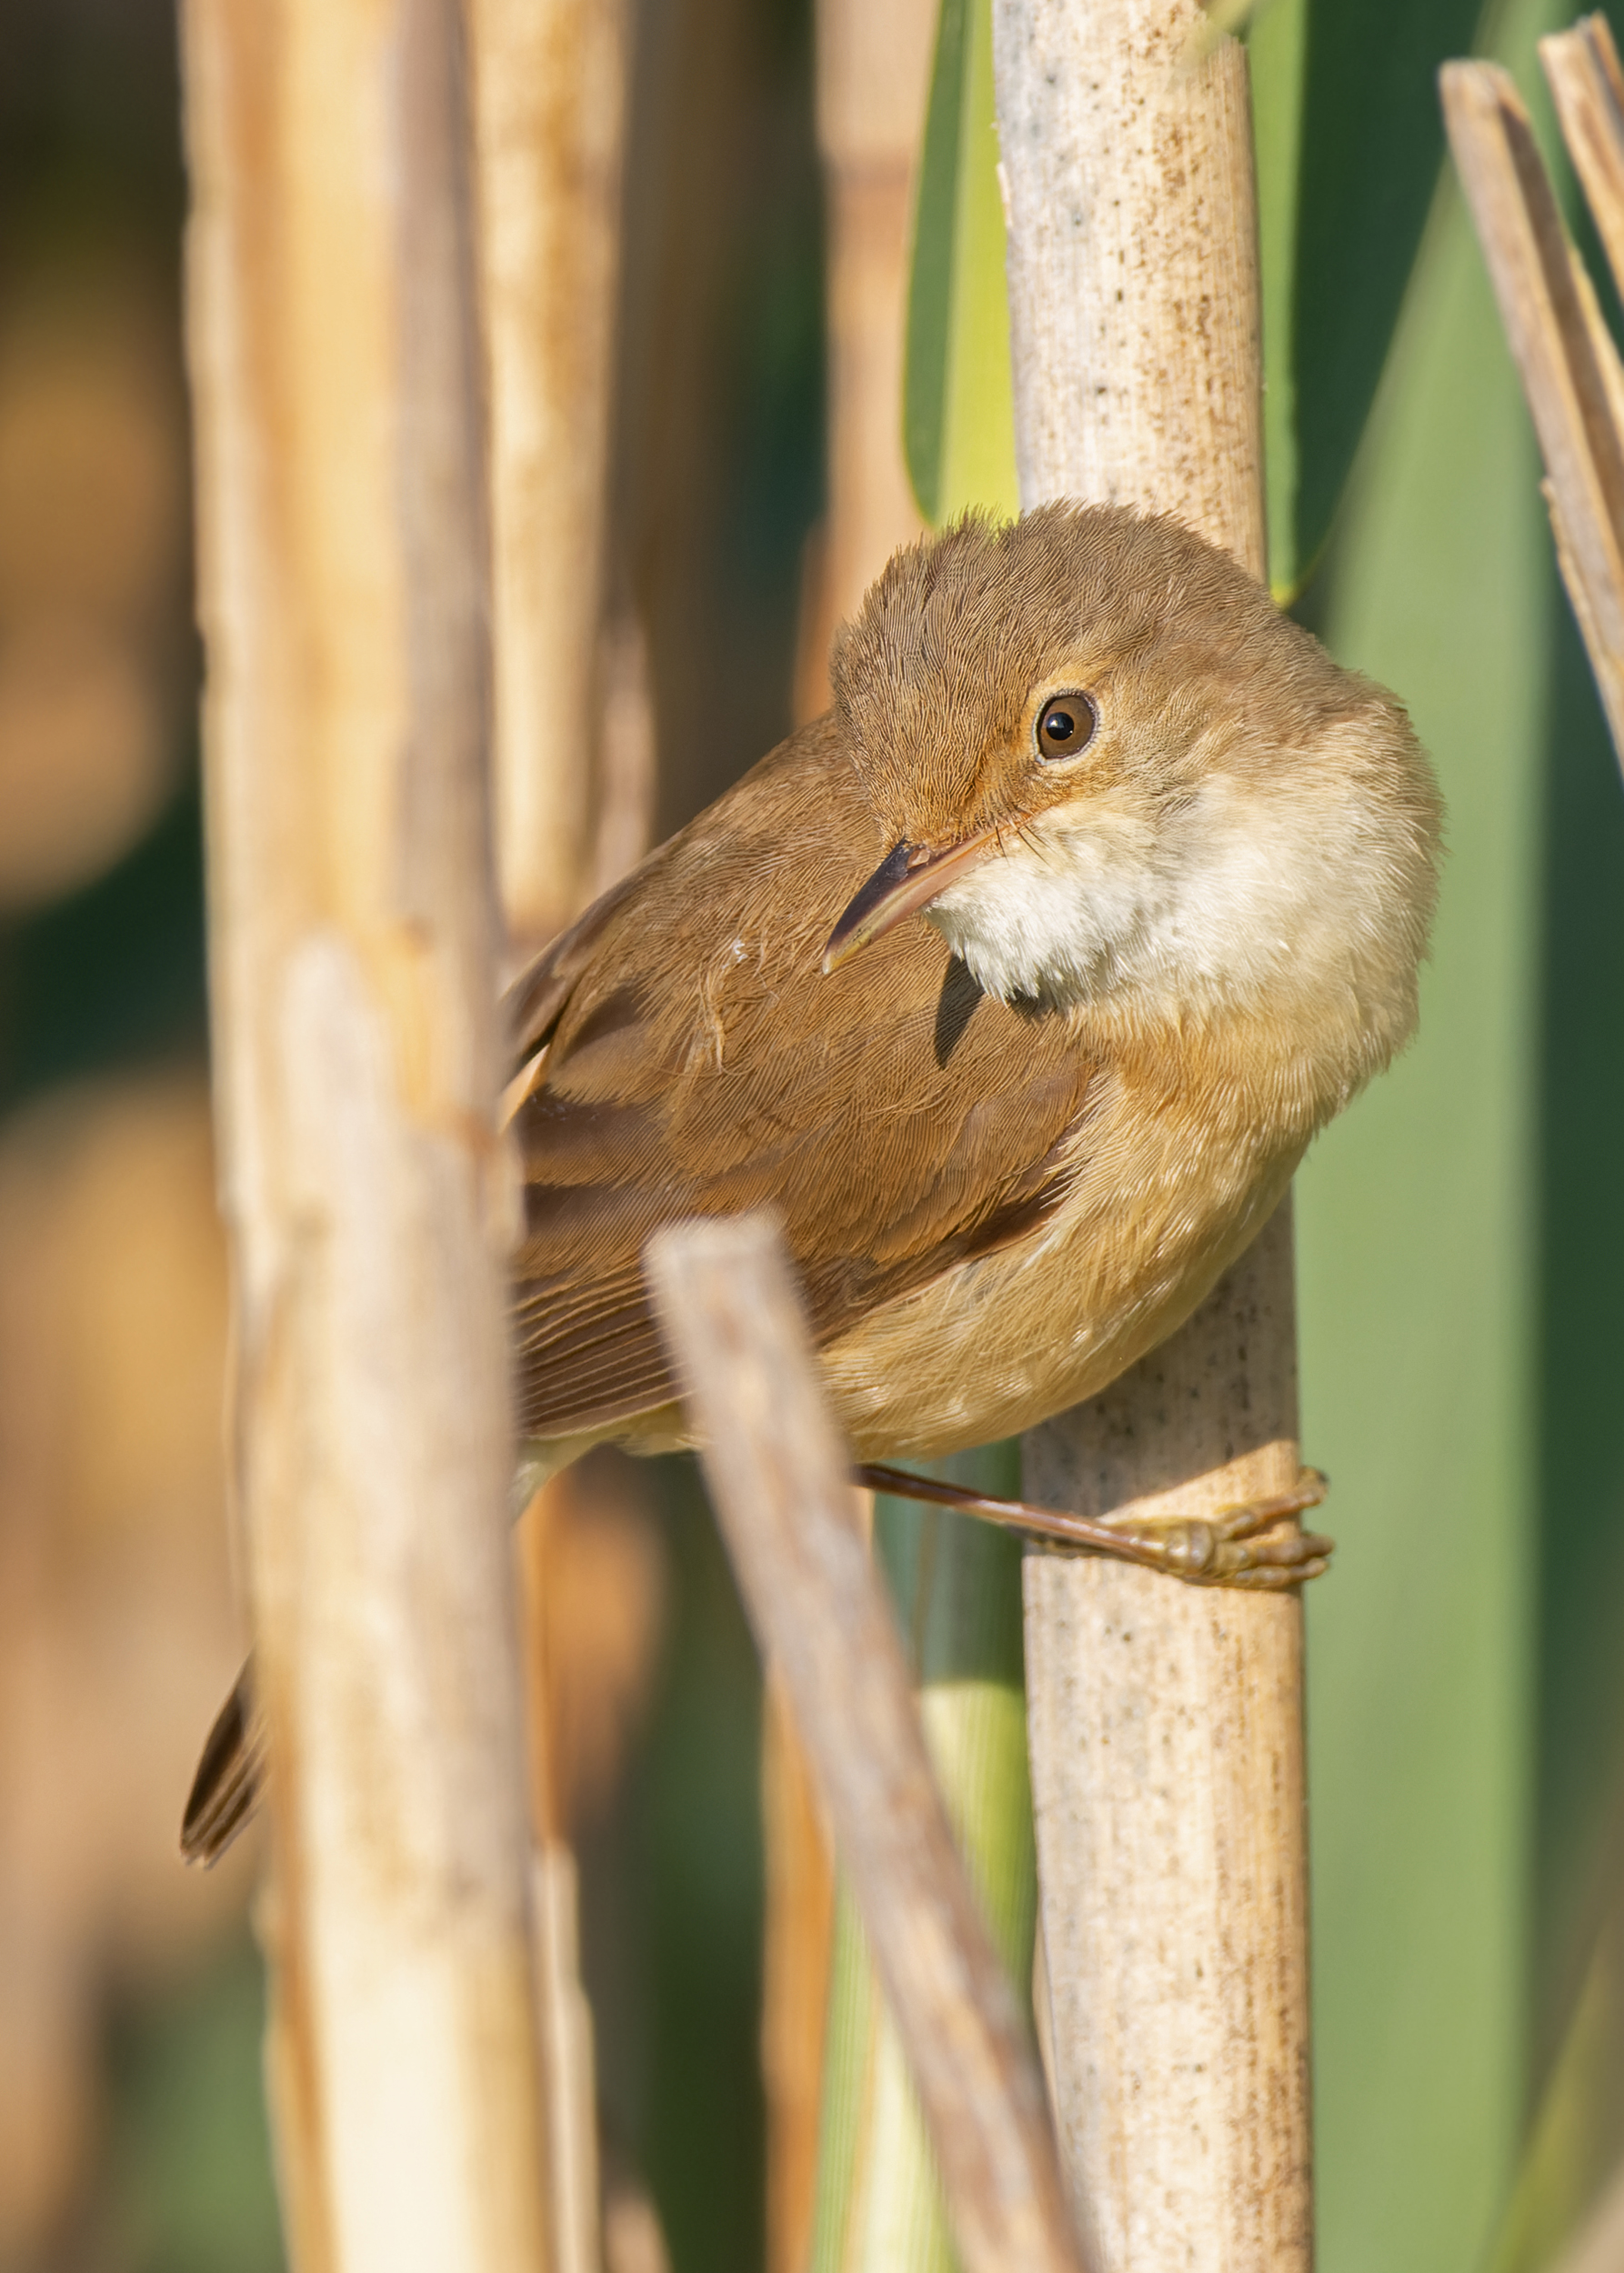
left=821, top=830, right=996, bottom=974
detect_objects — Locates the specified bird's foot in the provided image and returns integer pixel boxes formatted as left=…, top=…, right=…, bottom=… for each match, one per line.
left=1098, top=1473, right=1333, bottom=1588
left=853, top=1464, right=1332, bottom=1589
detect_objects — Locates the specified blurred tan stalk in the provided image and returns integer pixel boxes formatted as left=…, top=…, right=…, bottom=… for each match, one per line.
left=471, top=0, right=635, bottom=952
left=182, top=3, right=553, bottom=2268
left=793, top=0, right=933, bottom=723
left=766, top=4, right=935, bottom=2264
left=513, top=1501, right=594, bottom=2273
left=517, top=1460, right=667, bottom=2273
left=470, top=6, right=650, bottom=2264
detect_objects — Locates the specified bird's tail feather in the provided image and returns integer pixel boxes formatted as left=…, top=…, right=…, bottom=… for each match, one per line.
left=178, top=1438, right=586, bottom=1865
left=180, top=1661, right=264, bottom=1866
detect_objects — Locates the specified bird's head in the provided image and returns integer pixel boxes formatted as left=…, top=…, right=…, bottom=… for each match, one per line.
left=823, top=505, right=1440, bottom=1085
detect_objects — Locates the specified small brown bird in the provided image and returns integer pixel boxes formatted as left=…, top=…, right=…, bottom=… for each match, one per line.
left=184, top=503, right=1439, bottom=1861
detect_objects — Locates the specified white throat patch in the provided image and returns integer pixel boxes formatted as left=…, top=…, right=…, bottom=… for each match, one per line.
left=922, top=766, right=1394, bottom=1027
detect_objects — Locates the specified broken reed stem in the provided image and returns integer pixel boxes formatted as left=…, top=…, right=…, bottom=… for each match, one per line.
left=807, top=1454, right=1036, bottom=2273
left=470, top=0, right=632, bottom=948
left=644, top=1214, right=1088, bottom=2273
left=1541, top=15, right=1624, bottom=300
left=993, top=5, right=1312, bottom=2266
left=182, top=4, right=552, bottom=2268
left=1444, top=36, right=1624, bottom=779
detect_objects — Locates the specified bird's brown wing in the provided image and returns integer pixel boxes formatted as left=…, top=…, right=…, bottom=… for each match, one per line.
left=510, top=716, right=1098, bottom=1439
left=181, top=723, right=1096, bottom=1867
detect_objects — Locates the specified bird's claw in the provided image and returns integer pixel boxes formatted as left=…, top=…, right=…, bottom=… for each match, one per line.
left=1101, top=1468, right=1332, bottom=1588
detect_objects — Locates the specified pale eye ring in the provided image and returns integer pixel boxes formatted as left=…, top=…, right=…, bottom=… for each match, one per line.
left=1035, top=690, right=1098, bottom=762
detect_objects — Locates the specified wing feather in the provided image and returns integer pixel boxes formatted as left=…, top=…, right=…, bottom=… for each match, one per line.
left=508, top=719, right=1098, bottom=1439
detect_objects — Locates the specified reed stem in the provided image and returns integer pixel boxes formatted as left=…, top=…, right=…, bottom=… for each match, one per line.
left=808, top=1447, right=1036, bottom=2273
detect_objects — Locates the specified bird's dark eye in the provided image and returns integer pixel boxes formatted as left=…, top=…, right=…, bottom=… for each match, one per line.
left=1035, top=691, right=1098, bottom=762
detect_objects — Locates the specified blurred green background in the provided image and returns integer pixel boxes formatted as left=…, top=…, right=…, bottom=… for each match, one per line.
left=1278, top=6, right=1624, bottom=2268
left=3, top=0, right=1623, bottom=2269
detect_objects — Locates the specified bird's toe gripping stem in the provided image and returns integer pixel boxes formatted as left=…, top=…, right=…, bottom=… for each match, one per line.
left=852, top=1465, right=1333, bottom=1588
left=1102, top=1472, right=1332, bottom=1588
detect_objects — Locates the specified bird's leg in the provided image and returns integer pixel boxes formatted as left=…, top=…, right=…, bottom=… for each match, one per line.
left=853, top=1464, right=1333, bottom=1589
left=1099, top=1474, right=1335, bottom=1589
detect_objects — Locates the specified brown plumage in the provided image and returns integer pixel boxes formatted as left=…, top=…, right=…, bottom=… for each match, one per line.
left=183, top=504, right=1440, bottom=1862
left=506, top=720, right=1098, bottom=1447
left=504, top=502, right=1438, bottom=1465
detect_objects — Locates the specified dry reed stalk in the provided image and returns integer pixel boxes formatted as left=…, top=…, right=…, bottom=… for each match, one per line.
left=469, top=12, right=638, bottom=2261
left=806, top=1464, right=1035, bottom=2273
left=470, top=0, right=633, bottom=948
left=588, top=607, right=658, bottom=901
left=1445, top=35, right=1624, bottom=778
left=645, top=1214, right=1089, bottom=2273
left=182, top=3, right=551, bottom=2267
left=760, top=1669, right=837, bottom=2273
left=530, top=1847, right=601, bottom=2273
left=765, top=0, right=937, bottom=2257
left=993, top=5, right=1312, bottom=2265
left=800, top=0, right=937, bottom=703
left=1541, top=14, right=1624, bottom=293
left=516, top=1516, right=602, bottom=2273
